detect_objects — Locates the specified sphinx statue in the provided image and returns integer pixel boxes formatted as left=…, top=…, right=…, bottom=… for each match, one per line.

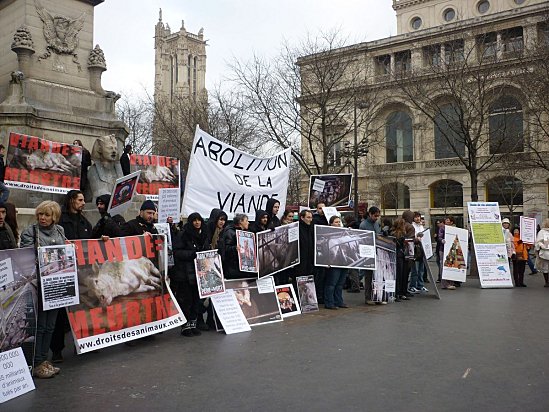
left=87, top=134, right=123, bottom=201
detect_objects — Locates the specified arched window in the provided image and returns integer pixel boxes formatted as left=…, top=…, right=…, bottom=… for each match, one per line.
left=193, top=56, right=198, bottom=97
left=486, top=176, right=523, bottom=206
left=434, top=104, right=466, bottom=159
left=386, top=111, right=413, bottom=163
left=174, top=54, right=178, bottom=83
left=430, top=180, right=463, bottom=208
left=187, top=55, right=192, bottom=86
left=381, top=182, right=410, bottom=210
left=489, top=95, right=523, bottom=154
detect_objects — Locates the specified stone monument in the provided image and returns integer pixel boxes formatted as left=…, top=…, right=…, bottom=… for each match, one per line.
left=0, top=0, right=128, bottom=221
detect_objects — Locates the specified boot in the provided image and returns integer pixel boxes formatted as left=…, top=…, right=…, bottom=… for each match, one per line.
left=518, top=272, right=526, bottom=287
left=196, top=317, right=210, bottom=331
left=544, top=273, right=549, bottom=287
left=181, top=321, right=193, bottom=337
left=190, top=320, right=202, bottom=336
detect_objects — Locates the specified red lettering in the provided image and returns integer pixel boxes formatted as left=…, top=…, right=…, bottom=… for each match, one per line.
left=40, top=139, right=51, bottom=152
left=61, top=175, right=72, bottom=188
left=9, top=132, right=21, bottom=147
left=73, top=240, right=86, bottom=266
left=143, top=156, right=150, bottom=166
left=89, top=307, right=106, bottom=334
left=29, top=170, right=40, bottom=184
left=130, top=154, right=137, bottom=165
left=125, top=301, right=141, bottom=327
left=87, top=241, right=106, bottom=265
left=143, top=235, right=156, bottom=258
left=106, top=303, right=124, bottom=332
left=27, top=137, right=39, bottom=150
left=125, top=237, right=143, bottom=259
left=155, top=295, right=167, bottom=319
left=104, top=238, right=123, bottom=262
left=163, top=293, right=180, bottom=317
left=68, top=310, right=90, bottom=339
left=141, top=297, right=155, bottom=323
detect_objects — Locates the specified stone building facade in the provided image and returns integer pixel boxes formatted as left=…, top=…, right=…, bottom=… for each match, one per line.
left=299, top=0, right=549, bottom=227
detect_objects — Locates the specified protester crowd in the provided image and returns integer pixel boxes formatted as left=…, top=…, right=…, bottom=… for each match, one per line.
left=1, top=183, right=548, bottom=380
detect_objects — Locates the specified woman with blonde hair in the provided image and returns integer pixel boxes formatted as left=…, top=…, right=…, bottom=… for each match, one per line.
left=20, top=201, right=67, bottom=378
left=535, top=218, right=549, bottom=287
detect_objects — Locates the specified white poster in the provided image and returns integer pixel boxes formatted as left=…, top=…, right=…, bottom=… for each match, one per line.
left=0, top=348, right=35, bottom=404
left=441, top=226, right=469, bottom=283
left=420, top=228, right=434, bottom=260
left=520, top=216, right=536, bottom=245
left=210, top=291, right=251, bottom=334
left=38, top=244, right=79, bottom=310
left=158, top=188, right=181, bottom=223
left=322, top=206, right=342, bottom=226
left=154, top=223, right=174, bottom=267
left=468, top=202, right=513, bottom=288
left=0, top=257, right=14, bottom=288
left=181, top=127, right=290, bottom=221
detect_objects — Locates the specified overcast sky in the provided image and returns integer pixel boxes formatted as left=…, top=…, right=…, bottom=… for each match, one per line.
left=94, top=1, right=397, bottom=97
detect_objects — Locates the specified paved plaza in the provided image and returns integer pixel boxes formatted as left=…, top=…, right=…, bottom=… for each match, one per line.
left=8, top=270, right=549, bottom=412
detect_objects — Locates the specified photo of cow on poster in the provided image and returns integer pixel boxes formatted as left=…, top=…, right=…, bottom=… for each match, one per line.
left=0, top=247, right=38, bottom=367
left=129, top=154, right=180, bottom=200
left=308, top=174, right=352, bottom=209
left=236, top=230, right=258, bottom=273
left=194, top=250, right=225, bottom=299
left=224, top=278, right=282, bottom=326
left=371, top=235, right=397, bottom=302
left=256, top=222, right=299, bottom=278
left=67, top=235, right=185, bottom=353
left=314, top=226, right=376, bottom=270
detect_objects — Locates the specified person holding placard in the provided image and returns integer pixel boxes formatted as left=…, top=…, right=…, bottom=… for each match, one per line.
left=266, top=197, right=281, bottom=229
left=324, top=216, right=349, bottom=310
left=360, top=206, right=382, bottom=304
left=20, top=201, right=66, bottom=379
left=535, top=219, right=549, bottom=287
left=218, top=214, right=251, bottom=280
left=512, top=227, right=529, bottom=287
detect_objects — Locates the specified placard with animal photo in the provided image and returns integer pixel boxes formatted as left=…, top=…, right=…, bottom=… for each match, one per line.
left=314, top=225, right=376, bottom=270
left=67, top=235, right=185, bottom=353
left=256, top=222, right=299, bottom=278
left=194, top=250, right=225, bottom=299
left=275, top=284, right=301, bottom=318
left=107, top=170, right=140, bottom=216
left=296, top=275, right=319, bottom=313
left=0, top=247, right=39, bottom=368
left=236, top=230, right=258, bottom=273
left=371, top=235, right=397, bottom=302
left=130, top=154, right=180, bottom=200
left=5, top=132, right=82, bottom=194
left=224, top=278, right=282, bottom=326
left=307, top=174, right=352, bottom=209
left=38, top=244, right=79, bottom=310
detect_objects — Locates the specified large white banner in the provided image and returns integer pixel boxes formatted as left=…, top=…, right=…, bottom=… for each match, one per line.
left=181, top=127, right=290, bottom=220
left=468, top=202, right=513, bottom=288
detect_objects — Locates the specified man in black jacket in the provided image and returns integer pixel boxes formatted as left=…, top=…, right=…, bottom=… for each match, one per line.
left=121, top=200, right=158, bottom=236
left=120, top=144, right=132, bottom=176
left=0, top=202, right=16, bottom=250
left=218, top=214, right=250, bottom=280
left=91, top=194, right=125, bottom=238
left=53, top=189, right=93, bottom=362
left=0, top=145, right=10, bottom=202
left=293, top=210, right=315, bottom=284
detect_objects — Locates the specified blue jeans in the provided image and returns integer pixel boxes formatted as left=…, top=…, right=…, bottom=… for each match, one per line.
left=35, top=308, right=58, bottom=364
left=0, top=181, right=9, bottom=202
left=409, top=259, right=425, bottom=289
left=324, top=267, right=347, bottom=307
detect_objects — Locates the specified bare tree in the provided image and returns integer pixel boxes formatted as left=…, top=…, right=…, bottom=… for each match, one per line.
left=117, top=93, right=153, bottom=154
left=394, top=31, right=526, bottom=201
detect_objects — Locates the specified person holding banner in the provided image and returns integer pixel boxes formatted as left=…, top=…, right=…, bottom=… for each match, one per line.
left=250, top=210, right=269, bottom=234
left=535, top=219, right=549, bottom=287
left=360, top=206, right=382, bottom=304
left=91, top=194, right=125, bottom=238
left=171, top=212, right=209, bottom=337
left=391, top=218, right=411, bottom=301
left=20, top=201, right=67, bottom=379
left=512, top=227, right=529, bottom=287
left=266, top=198, right=281, bottom=229
left=324, top=216, right=349, bottom=310
left=218, top=214, right=251, bottom=280
left=121, top=200, right=159, bottom=236
left=207, top=208, right=228, bottom=249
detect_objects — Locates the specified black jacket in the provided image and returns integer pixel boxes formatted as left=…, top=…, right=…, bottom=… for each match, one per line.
left=91, top=214, right=125, bottom=238
left=218, top=224, right=249, bottom=280
left=249, top=209, right=268, bottom=234
left=170, top=219, right=209, bottom=284
left=312, top=212, right=328, bottom=226
left=58, top=210, right=93, bottom=240
left=120, top=152, right=131, bottom=176
left=206, top=208, right=228, bottom=249
left=266, top=198, right=281, bottom=229
left=121, top=216, right=158, bottom=236
left=0, top=224, right=16, bottom=250
left=0, top=154, right=5, bottom=182
left=294, top=219, right=315, bottom=276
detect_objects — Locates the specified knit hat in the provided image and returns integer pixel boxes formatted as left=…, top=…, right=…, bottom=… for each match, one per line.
left=96, top=194, right=111, bottom=206
left=140, top=200, right=157, bottom=211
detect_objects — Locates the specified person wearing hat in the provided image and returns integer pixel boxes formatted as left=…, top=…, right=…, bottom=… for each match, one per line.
left=121, top=199, right=158, bottom=236
left=91, top=194, right=126, bottom=238
left=0, top=201, right=16, bottom=250
left=502, top=218, right=516, bottom=265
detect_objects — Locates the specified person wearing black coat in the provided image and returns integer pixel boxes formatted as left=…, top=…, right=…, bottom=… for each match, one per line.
left=170, top=212, right=209, bottom=337
left=91, top=194, right=125, bottom=238
left=218, top=214, right=250, bottom=280
left=249, top=210, right=269, bottom=234
left=293, top=210, right=315, bottom=279
left=207, top=208, right=228, bottom=249
left=121, top=200, right=158, bottom=236
left=312, top=202, right=329, bottom=226
left=120, top=144, right=132, bottom=176
left=266, top=197, right=281, bottom=229
left=73, top=139, right=91, bottom=194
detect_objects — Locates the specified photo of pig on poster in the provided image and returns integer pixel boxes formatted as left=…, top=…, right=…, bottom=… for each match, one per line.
left=67, top=235, right=185, bottom=353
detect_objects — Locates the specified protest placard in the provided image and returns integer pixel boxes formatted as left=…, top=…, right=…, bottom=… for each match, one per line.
left=194, top=250, right=225, bottom=299
left=5, top=132, right=82, bottom=194
left=442, top=226, right=469, bottom=283
left=314, top=226, right=376, bottom=270
left=181, top=127, right=290, bottom=220
left=236, top=230, right=258, bottom=273
left=158, top=188, right=181, bottom=223
left=67, top=235, right=185, bottom=353
left=210, top=291, right=251, bottom=334
left=520, top=216, right=536, bottom=245
left=296, top=276, right=318, bottom=313
left=308, top=174, right=352, bottom=209
left=0, top=348, right=35, bottom=404
left=257, top=222, right=299, bottom=278
left=38, top=244, right=79, bottom=310
left=107, top=170, right=141, bottom=216
left=129, top=154, right=180, bottom=200
left=420, top=228, right=434, bottom=260
left=371, top=235, right=397, bottom=302
left=275, top=284, right=301, bottom=318
left=154, top=223, right=174, bottom=267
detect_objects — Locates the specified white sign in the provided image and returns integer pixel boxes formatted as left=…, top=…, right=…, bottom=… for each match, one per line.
left=420, top=228, right=434, bottom=260
left=38, top=244, right=79, bottom=310
left=154, top=223, right=174, bottom=267
left=0, top=258, right=14, bottom=288
left=158, top=188, right=181, bottom=223
left=322, top=207, right=342, bottom=226
left=520, top=216, right=536, bottom=245
left=359, top=244, right=375, bottom=258
left=256, top=276, right=275, bottom=294
left=312, top=178, right=326, bottom=192
left=211, top=291, right=251, bottom=334
left=181, top=127, right=290, bottom=221
left=0, top=348, right=35, bottom=404
left=468, top=202, right=513, bottom=288
left=288, top=226, right=299, bottom=243
left=441, top=226, right=469, bottom=283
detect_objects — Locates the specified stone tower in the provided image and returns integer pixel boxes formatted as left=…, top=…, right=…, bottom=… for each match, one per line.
left=0, top=0, right=128, bottom=208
